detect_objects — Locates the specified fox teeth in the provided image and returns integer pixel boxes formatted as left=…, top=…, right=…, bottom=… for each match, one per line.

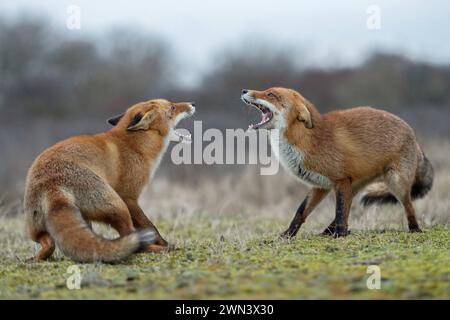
left=174, top=131, right=191, bottom=142
left=170, top=130, right=191, bottom=143
left=182, top=134, right=192, bottom=141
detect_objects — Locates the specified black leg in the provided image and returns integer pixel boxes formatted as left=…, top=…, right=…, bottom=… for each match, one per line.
left=281, top=198, right=308, bottom=238
left=333, top=180, right=353, bottom=238
left=335, top=191, right=347, bottom=237
left=321, top=219, right=336, bottom=236
left=280, top=188, right=329, bottom=239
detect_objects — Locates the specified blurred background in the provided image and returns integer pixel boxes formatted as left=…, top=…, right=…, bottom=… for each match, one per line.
left=1, top=1, right=450, bottom=222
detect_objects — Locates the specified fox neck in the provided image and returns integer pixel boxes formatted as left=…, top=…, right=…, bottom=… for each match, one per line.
left=109, top=127, right=171, bottom=172
left=274, top=106, right=323, bottom=151
left=269, top=109, right=332, bottom=188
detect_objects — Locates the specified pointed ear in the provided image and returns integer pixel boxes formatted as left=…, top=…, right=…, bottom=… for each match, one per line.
left=107, top=113, right=124, bottom=126
left=126, top=110, right=156, bottom=131
left=297, top=104, right=313, bottom=129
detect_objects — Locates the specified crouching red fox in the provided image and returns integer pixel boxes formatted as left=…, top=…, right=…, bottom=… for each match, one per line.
left=24, top=99, right=195, bottom=262
left=241, top=87, right=433, bottom=237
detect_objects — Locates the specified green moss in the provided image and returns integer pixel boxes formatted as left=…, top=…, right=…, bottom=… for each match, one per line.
left=0, top=217, right=448, bottom=299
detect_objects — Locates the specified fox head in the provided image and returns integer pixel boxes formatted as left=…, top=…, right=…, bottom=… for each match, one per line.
left=241, top=87, right=315, bottom=131
left=107, top=99, right=195, bottom=140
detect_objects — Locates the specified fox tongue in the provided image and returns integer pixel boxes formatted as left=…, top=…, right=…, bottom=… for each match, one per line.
left=249, top=111, right=273, bottom=130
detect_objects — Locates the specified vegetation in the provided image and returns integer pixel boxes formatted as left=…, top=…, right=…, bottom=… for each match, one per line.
left=2, top=14, right=450, bottom=200
left=0, top=215, right=448, bottom=299
left=1, top=14, right=449, bottom=300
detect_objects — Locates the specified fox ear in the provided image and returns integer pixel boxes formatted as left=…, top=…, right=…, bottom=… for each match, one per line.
left=297, top=104, right=313, bottom=129
left=107, top=113, right=124, bottom=126
left=126, top=110, right=156, bottom=131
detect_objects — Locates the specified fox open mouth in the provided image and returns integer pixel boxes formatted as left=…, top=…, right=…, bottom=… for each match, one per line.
left=171, top=108, right=195, bottom=143
left=242, top=99, right=274, bottom=129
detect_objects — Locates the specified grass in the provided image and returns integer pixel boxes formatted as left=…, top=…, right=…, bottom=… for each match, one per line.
left=1, top=140, right=449, bottom=299
left=0, top=214, right=449, bottom=299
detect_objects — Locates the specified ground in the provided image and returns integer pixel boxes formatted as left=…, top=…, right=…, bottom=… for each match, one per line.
left=0, top=214, right=449, bottom=299
left=1, top=142, right=449, bottom=299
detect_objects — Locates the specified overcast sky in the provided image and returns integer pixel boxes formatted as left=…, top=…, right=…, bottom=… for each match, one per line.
left=1, top=0, right=450, bottom=85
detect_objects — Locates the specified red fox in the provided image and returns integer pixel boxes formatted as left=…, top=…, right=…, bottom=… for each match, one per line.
left=241, top=87, right=433, bottom=237
left=24, top=99, right=195, bottom=262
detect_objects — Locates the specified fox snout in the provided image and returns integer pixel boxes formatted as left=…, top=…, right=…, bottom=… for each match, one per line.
left=177, top=102, right=196, bottom=117
left=240, top=89, right=254, bottom=104
left=187, top=102, right=196, bottom=116
left=241, top=89, right=250, bottom=99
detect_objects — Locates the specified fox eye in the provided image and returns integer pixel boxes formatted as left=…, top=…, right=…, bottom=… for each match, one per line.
left=171, top=105, right=176, bottom=111
left=267, top=92, right=275, bottom=97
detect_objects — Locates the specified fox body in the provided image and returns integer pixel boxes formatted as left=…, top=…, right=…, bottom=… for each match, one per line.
left=241, top=87, right=433, bottom=237
left=24, top=99, right=195, bottom=262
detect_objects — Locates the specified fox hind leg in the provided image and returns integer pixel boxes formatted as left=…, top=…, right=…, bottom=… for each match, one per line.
left=76, top=182, right=136, bottom=237
left=82, top=196, right=168, bottom=253
left=82, top=203, right=135, bottom=237
left=384, top=167, right=421, bottom=232
left=35, top=232, right=55, bottom=261
left=402, top=195, right=421, bottom=232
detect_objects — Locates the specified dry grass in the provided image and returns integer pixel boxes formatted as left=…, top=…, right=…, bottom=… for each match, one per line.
left=0, top=139, right=449, bottom=299
left=143, top=139, right=450, bottom=233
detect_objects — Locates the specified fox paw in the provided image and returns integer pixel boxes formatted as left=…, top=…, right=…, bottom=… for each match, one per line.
left=280, top=229, right=297, bottom=239
left=333, top=229, right=350, bottom=238
left=321, top=228, right=335, bottom=236
left=145, top=243, right=178, bottom=253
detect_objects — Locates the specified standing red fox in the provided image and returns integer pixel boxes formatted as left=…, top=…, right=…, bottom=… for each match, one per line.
left=241, top=87, right=433, bottom=237
left=24, top=99, right=195, bottom=262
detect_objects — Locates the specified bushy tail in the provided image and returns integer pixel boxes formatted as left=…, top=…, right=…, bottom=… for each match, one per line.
left=47, top=203, right=155, bottom=263
left=361, top=152, right=434, bottom=207
left=411, top=154, right=434, bottom=199
left=360, top=182, right=397, bottom=206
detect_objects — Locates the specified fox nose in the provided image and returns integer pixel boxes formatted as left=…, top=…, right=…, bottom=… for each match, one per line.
left=190, top=102, right=196, bottom=107
left=242, top=89, right=248, bottom=95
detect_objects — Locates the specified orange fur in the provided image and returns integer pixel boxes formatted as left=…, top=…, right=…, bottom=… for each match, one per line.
left=24, top=99, right=195, bottom=262
left=241, top=87, right=433, bottom=236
